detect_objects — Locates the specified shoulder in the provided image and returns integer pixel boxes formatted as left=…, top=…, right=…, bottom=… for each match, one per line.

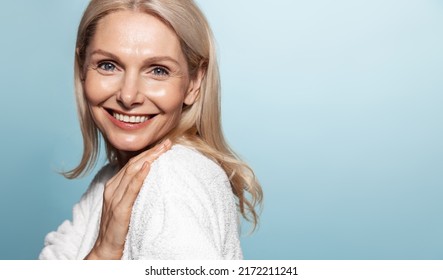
left=153, top=144, right=228, bottom=185
left=140, top=144, right=237, bottom=213
left=126, top=145, right=242, bottom=259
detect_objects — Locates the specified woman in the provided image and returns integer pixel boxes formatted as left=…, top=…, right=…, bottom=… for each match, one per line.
left=40, top=0, right=262, bottom=260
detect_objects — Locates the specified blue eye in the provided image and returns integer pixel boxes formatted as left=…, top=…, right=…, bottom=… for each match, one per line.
left=97, top=62, right=116, bottom=72
left=152, top=67, right=169, bottom=76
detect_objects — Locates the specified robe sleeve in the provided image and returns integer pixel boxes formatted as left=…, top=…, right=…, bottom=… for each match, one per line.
left=123, top=145, right=243, bottom=260
left=38, top=197, right=90, bottom=260
left=39, top=165, right=115, bottom=260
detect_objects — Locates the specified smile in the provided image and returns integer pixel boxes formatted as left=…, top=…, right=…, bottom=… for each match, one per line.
left=112, top=112, right=150, bottom=123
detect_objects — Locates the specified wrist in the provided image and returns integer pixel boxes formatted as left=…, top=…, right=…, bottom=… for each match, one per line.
left=84, top=245, right=123, bottom=260
left=84, top=249, right=100, bottom=260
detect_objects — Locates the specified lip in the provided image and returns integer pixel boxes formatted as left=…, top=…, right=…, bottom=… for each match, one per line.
left=104, top=108, right=155, bottom=130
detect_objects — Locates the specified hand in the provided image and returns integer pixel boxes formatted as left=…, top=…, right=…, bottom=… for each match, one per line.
left=85, top=139, right=172, bottom=259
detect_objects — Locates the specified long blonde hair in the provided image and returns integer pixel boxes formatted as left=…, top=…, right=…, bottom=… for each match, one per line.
left=67, top=0, right=263, bottom=229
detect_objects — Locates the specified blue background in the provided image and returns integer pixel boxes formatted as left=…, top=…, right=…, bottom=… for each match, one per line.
left=0, top=0, right=442, bottom=259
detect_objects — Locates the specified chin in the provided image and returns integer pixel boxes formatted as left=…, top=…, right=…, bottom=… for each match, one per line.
left=106, top=133, right=160, bottom=153
left=111, top=141, right=150, bottom=153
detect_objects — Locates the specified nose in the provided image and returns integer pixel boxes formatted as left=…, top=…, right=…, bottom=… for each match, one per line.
left=117, top=70, right=144, bottom=109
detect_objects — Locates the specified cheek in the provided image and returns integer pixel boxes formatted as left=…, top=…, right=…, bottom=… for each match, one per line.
left=146, top=82, right=188, bottom=113
left=83, top=76, right=116, bottom=105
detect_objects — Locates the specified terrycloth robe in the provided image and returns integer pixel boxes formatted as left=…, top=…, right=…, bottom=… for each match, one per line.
left=39, top=145, right=243, bottom=260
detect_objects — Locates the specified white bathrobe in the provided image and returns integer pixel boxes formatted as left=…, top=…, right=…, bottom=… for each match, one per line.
left=39, top=145, right=243, bottom=260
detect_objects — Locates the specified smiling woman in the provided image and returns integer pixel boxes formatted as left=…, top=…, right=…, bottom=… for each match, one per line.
left=83, top=11, right=201, bottom=157
left=39, top=0, right=262, bottom=260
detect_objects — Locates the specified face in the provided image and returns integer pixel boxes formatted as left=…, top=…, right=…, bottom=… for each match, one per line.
left=83, top=11, right=202, bottom=154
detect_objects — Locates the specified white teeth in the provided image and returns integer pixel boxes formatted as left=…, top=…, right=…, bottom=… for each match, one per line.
left=113, top=112, right=150, bottom=123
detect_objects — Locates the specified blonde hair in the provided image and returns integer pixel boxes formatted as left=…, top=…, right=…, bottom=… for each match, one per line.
left=67, top=0, right=263, bottom=229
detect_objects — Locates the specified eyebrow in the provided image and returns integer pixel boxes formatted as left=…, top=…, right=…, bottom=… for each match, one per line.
left=89, top=49, right=181, bottom=66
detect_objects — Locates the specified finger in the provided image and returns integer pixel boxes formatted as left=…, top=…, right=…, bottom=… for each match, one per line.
left=128, top=138, right=172, bottom=170
left=115, top=140, right=170, bottom=206
left=138, top=139, right=172, bottom=165
left=104, top=161, right=133, bottom=201
left=110, top=142, right=169, bottom=202
left=113, top=140, right=171, bottom=195
left=105, top=139, right=168, bottom=187
left=104, top=139, right=172, bottom=203
left=103, top=162, right=135, bottom=205
left=118, top=161, right=151, bottom=210
left=106, top=161, right=130, bottom=190
left=106, top=139, right=169, bottom=186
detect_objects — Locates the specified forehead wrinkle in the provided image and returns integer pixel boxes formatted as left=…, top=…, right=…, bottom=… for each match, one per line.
left=89, top=49, right=181, bottom=69
left=90, top=11, right=185, bottom=66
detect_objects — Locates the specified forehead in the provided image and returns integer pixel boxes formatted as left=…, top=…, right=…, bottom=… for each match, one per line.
left=88, top=10, right=184, bottom=60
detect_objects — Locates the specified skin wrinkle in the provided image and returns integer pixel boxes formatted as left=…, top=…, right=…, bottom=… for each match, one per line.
left=87, top=50, right=186, bottom=81
left=39, top=1, right=260, bottom=261
left=89, top=49, right=183, bottom=68
left=83, top=10, right=203, bottom=157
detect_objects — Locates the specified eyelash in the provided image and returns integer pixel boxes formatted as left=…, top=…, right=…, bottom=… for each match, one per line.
left=96, top=61, right=118, bottom=73
left=94, top=61, right=170, bottom=78
left=151, top=66, right=169, bottom=77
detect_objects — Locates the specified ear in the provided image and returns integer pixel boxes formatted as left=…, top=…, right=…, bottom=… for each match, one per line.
left=184, top=67, right=205, bottom=106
